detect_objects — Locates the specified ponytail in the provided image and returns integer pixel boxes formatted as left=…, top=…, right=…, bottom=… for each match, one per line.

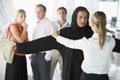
left=92, top=11, right=107, bottom=49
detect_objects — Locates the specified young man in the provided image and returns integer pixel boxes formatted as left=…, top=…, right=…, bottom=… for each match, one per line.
left=31, top=4, right=57, bottom=80
left=50, top=7, right=70, bottom=80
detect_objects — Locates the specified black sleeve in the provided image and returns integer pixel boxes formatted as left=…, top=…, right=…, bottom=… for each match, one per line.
left=113, top=38, right=120, bottom=53
left=16, top=35, right=59, bottom=54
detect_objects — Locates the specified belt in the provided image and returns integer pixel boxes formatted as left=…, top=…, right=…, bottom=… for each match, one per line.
left=15, top=53, right=25, bottom=56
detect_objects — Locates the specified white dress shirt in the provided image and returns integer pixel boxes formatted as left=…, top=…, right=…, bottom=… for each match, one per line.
left=44, top=20, right=70, bottom=60
left=33, top=17, right=57, bottom=61
left=54, top=20, right=70, bottom=31
left=55, top=33, right=115, bottom=74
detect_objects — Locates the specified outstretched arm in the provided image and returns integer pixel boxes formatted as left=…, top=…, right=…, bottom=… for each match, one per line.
left=16, top=35, right=58, bottom=54
left=52, top=31, right=87, bottom=50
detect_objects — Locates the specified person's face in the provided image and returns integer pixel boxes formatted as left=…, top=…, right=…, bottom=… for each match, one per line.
left=77, top=11, right=88, bottom=27
left=91, top=20, right=98, bottom=33
left=57, top=9, right=67, bottom=20
left=35, top=7, right=46, bottom=20
left=16, top=13, right=26, bottom=24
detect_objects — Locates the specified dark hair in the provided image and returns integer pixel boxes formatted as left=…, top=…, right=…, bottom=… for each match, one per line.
left=36, top=4, right=46, bottom=12
left=57, top=7, right=67, bottom=13
left=71, top=6, right=89, bottom=27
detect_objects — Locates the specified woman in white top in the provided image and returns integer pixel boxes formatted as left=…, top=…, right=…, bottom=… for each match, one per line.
left=52, top=11, right=115, bottom=80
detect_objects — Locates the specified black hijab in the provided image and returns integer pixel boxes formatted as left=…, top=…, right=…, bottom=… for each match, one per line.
left=60, top=6, right=93, bottom=39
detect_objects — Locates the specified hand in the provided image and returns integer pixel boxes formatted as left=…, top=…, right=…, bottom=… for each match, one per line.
left=44, top=55, right=51, bottom=62
left=11, top=37, right=16, bottom=42
left=13, top=44, right=16, bottom=51
left=22, top=22, right=28, bottom=30
left=52, top=31, right=60, bottom=38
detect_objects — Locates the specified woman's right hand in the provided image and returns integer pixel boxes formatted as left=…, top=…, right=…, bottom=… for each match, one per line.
left=52, top=31, right=60, bottom=38
left=22, top=22, right=28, bottom=30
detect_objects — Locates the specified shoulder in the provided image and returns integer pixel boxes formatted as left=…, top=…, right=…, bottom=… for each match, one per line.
left=107, top=36, right=115, bottom=43
left=66, top=21, right=70, bottom=26
left=85, top=26, right=93, bottom=32
left=59, top=27, right=74, bottom=38
left=46, top=18, right=55, bottom=26
left=60, top=27, right=73, bottom=34
left=106, top=36, right=115, bottom=47
left=10, top=23, right=18, bottom=27
left=45, top=18, right=53, bottom=23
left=64, top=20, right=70, bottom=27
left=9, top=23, right=18, bottom=29
left=84, top=26, right=93, bottom=37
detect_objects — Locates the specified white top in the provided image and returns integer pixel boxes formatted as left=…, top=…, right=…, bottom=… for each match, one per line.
left=33, top=17, right=57, bottom=39
left=54, top=20, right=70, bottom=31
left=44, top=20, right=70, bottom=60
left=56, top=33, right=115, bottom=74
left=33, top=17, right=57, bottom=61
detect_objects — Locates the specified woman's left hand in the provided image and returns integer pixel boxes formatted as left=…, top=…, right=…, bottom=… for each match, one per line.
left=52, top=31, right=60, bottom=38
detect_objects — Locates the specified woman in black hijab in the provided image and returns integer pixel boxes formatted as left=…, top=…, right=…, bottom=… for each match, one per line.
left=17, top=6, right=93, bottom=80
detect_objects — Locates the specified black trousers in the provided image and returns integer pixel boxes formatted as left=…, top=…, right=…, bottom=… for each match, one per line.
left=5, top=55, right=27, bottom=80
left=80, top=71, right=109, bottom=80
left=31, top=53, right=51, bottom=80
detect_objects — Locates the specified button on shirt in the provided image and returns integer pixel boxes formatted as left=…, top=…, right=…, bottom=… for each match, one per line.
left=33, top=17, right=57, bottom=61
left=55, top=33, right=115, bottom=74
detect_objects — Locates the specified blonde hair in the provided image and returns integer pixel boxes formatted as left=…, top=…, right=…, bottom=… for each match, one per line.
left=16, top=9, right=26, bottom=17
left=15, top=9, right=26, bottom=21
left=92, top=11, right=107, bottom=49
left=35, top=4, right=46, bottom=12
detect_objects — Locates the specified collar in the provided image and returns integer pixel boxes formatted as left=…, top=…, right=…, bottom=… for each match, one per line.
left=57, top=20, right=69, bottom=27
left=38, top=17, right=47, bottom=23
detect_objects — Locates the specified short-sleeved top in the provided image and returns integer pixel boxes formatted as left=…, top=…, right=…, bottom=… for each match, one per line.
left=8, top=23, right=28, bottom=56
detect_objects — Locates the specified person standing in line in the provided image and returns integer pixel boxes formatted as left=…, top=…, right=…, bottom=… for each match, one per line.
left=50, top=7, right=70, bottom=80
left=52, top=11, right=120, bottom=80
left=16, top=6, right=93, bottom=80
left=30, top=4, right=57, bottom=80
left=5, top=9, right=28, bottom=80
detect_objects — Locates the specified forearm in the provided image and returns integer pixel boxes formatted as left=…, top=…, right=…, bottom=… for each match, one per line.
left=16, top=36, right=57, bottom=54
left=20, top=30, right=27, bottom=42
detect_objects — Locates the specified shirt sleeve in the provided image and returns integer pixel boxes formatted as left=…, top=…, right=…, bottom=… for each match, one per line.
left=16, top=36, right=58, bottom=54
left=56, top=36, right=87, bottom=50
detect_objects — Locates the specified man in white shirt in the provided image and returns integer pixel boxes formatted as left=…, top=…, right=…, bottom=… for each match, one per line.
left=50, top=7, right=70, bottom=80
left=31, top=4, right=57, bottom=80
